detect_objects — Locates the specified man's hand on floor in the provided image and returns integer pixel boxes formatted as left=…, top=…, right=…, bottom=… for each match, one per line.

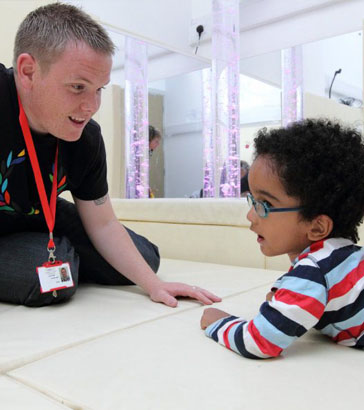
left=148, top=282, right=222, bottom=307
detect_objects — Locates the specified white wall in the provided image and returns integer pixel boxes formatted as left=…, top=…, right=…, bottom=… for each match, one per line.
left=303, top=31, right=363, bottom=101
left=66, top=0, right=194, bottom=55
left=65, top=1, right=364, bottom=65
left=0, top=0, right=51, bottom=66
left=192, top=0, right=364, bottom=60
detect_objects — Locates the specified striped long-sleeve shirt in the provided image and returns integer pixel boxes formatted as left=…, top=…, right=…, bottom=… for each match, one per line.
left=205, top=238, right=364, bottom=359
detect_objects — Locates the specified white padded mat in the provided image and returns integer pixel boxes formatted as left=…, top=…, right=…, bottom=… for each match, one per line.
left=9, top=285, right=362, bottom=410
left=0, top=259, right=279, bottom=373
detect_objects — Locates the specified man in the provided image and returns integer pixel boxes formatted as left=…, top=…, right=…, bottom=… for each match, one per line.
left=240, top=160, right=250, bottom=197
left=149, top=125, right=161, bottom=157
left=0, top=3, right=220, bottom=307
left=148, top=125, right=161, bottom=198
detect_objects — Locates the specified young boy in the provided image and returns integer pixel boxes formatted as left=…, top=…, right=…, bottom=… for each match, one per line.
left=201, top=119, right=364, bottom=359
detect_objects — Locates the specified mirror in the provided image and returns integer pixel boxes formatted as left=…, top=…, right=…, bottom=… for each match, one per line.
left=102, top=28, right=364, bottom=199
left=238, top=30, right=363, bottom=185
left=97, top=27, right=211, bottom=198
left=66, top=2, right=363, bottom=199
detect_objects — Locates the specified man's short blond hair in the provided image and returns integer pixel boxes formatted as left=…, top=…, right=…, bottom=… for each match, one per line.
left=13, top=2, right=115, bottom=72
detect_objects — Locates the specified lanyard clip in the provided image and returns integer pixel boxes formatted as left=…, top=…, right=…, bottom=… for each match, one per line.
left=47, top=232, right=56, bottom=264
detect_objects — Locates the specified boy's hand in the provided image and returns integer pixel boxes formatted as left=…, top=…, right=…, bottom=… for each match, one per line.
left=266, top=290, right=276, bottom=301
left=200, top=307, right=231, bottom=329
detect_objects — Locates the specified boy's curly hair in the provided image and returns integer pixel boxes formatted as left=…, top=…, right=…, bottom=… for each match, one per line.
left=254, top=119, right=364, bottom=242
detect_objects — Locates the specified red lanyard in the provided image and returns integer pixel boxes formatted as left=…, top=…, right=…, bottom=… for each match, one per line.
left=17, top=94, right=59, bottom=255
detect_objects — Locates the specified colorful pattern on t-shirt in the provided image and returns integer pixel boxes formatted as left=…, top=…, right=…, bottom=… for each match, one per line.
left=0, top=149, right=67, bottom=215
left=0, top=149, right=26, bottom=212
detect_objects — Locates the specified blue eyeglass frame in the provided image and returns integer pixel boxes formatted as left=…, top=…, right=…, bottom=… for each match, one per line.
left=247, top=192, right=303, bottom=218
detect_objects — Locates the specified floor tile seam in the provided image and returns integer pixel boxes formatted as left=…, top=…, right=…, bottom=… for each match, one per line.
left=4, top=373, right=81, bottom=410
left=218, top=280, right=276, bottom=300
left=2, top=281, right=274, bottom=375
left=2, top=304, right=204, bottom=375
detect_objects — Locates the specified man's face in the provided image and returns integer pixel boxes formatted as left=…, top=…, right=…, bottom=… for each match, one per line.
left=149, top=136, right=161, bottom=152
left=25, top=42, right=112, bottom=141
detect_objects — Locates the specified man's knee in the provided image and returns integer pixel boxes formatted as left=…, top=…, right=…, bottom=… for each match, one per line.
left=125, top=226, right=160, bottom=273
left=22, top=283, right=78, bottom=307
left=21, top=278, right=78, bottom=307
left=0, top=232, right=79, bottom=307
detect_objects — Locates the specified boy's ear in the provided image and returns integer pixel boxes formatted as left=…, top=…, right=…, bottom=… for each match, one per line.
left=307, top=214, right=333, bottom=242
left=16, top=53, right=37, bottom=90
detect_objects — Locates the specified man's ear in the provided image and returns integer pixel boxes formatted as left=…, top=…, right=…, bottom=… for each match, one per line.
left=16, top=53, right=37, bottom=90
left=307, top=214, right=333, bottom=242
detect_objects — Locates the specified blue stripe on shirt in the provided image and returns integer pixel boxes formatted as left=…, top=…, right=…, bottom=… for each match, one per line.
left=254, top=313, right=297, bottom=349
left=227, top=322, right=242, bottom=354
left=316, top=289, right=364, bottom=328
left=325, top=248, right=364, bottom=287
left=317, top=243, right=360, bottom=275
left=279, top=276, right=327, bottom=305
left=320, top=307, right=364, bottom=336
left=205, top=316, right=238, bottom=341
left=233, top=323, right=263, bottom=359
left=334, top=307, right=364, bottom=329
left=260, top=302, right=307, bottom=336
left=285, top=264, right=325, bottom=286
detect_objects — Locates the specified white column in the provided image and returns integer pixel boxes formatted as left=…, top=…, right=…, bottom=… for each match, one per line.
left=212, top=0, right=240, bottom=198
left=281, top=45, right=304, bottom=127
left=125, top=37, right=149, bottom=198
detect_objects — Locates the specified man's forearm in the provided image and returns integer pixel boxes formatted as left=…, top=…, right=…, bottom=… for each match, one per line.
left=83, top=216, right=161, bottom=293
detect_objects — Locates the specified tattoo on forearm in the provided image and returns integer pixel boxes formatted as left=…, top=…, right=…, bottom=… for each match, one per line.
left=94, top=195, right=107, bottom=206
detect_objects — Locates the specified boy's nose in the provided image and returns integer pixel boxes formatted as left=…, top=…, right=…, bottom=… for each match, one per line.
left=247, top=206, right=257, bottom=223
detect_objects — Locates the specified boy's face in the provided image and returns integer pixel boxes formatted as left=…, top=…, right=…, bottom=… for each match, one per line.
left=247, top=156, right=314, bottom=262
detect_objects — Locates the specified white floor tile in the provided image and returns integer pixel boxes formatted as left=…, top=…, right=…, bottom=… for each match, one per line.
left=0, top=259, right=279, bottom=373
left=0, top=376, right=71, bottom=409
left=10, top=286, right=361, bottom=410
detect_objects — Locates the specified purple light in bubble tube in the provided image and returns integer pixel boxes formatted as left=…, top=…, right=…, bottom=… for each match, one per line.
left=212, top=0, right=240, bottom=198
left=202, top=68, right=215, bottom=198
left=281, top=45, right=304, bottom=127
left=125, top=36, right=149, bottom=198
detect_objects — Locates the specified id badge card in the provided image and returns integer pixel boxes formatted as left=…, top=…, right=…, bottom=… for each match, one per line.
left=36, top=261, right=74, bottom=293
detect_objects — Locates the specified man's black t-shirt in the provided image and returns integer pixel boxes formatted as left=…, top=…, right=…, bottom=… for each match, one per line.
left=0, top=64, right=108, bottom=234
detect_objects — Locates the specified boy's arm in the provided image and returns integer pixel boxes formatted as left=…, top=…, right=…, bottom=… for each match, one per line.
left=201, top=263, right=327, bottom=359
left=200, top=308, right=231, bottom=329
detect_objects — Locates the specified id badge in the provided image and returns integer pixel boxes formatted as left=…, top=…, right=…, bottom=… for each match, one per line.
left=36, top=261, right=74, bottom=294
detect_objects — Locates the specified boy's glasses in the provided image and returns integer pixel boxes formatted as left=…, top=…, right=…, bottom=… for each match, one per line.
left=247, top=192, right=303, bottom=218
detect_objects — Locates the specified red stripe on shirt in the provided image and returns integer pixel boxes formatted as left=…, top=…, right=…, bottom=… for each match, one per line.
left=334, top=323, right=364, bottom=343
left=299, top=240, right=324, bottom=262
left=248, top=320, right=282, bottom=357
left=222, top=322, right=239, bottom=350
left=275, top=288, right=325, bottom=319
left=289, top=241, right=324, bottom=272
left=328, top=260, right=364, bottom=301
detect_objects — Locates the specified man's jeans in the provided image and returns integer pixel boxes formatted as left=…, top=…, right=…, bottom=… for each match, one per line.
left=0, top=198, right=160, bottom=307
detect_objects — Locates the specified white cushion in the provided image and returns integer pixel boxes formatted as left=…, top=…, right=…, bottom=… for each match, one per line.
left=9, top=273, right=361, bottom=410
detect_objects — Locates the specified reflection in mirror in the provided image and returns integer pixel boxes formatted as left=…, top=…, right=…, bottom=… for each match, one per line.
left=239, top=76, right=281, bottom=167
left=149, top=70, right=281, bottom=198
left=238, top=30, right=363, bottom=182
left=97, top=27, right=210, bottom=198
left=98, top=25, right=363, bottom=200
left=301, top=30, right=363, bottom=132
